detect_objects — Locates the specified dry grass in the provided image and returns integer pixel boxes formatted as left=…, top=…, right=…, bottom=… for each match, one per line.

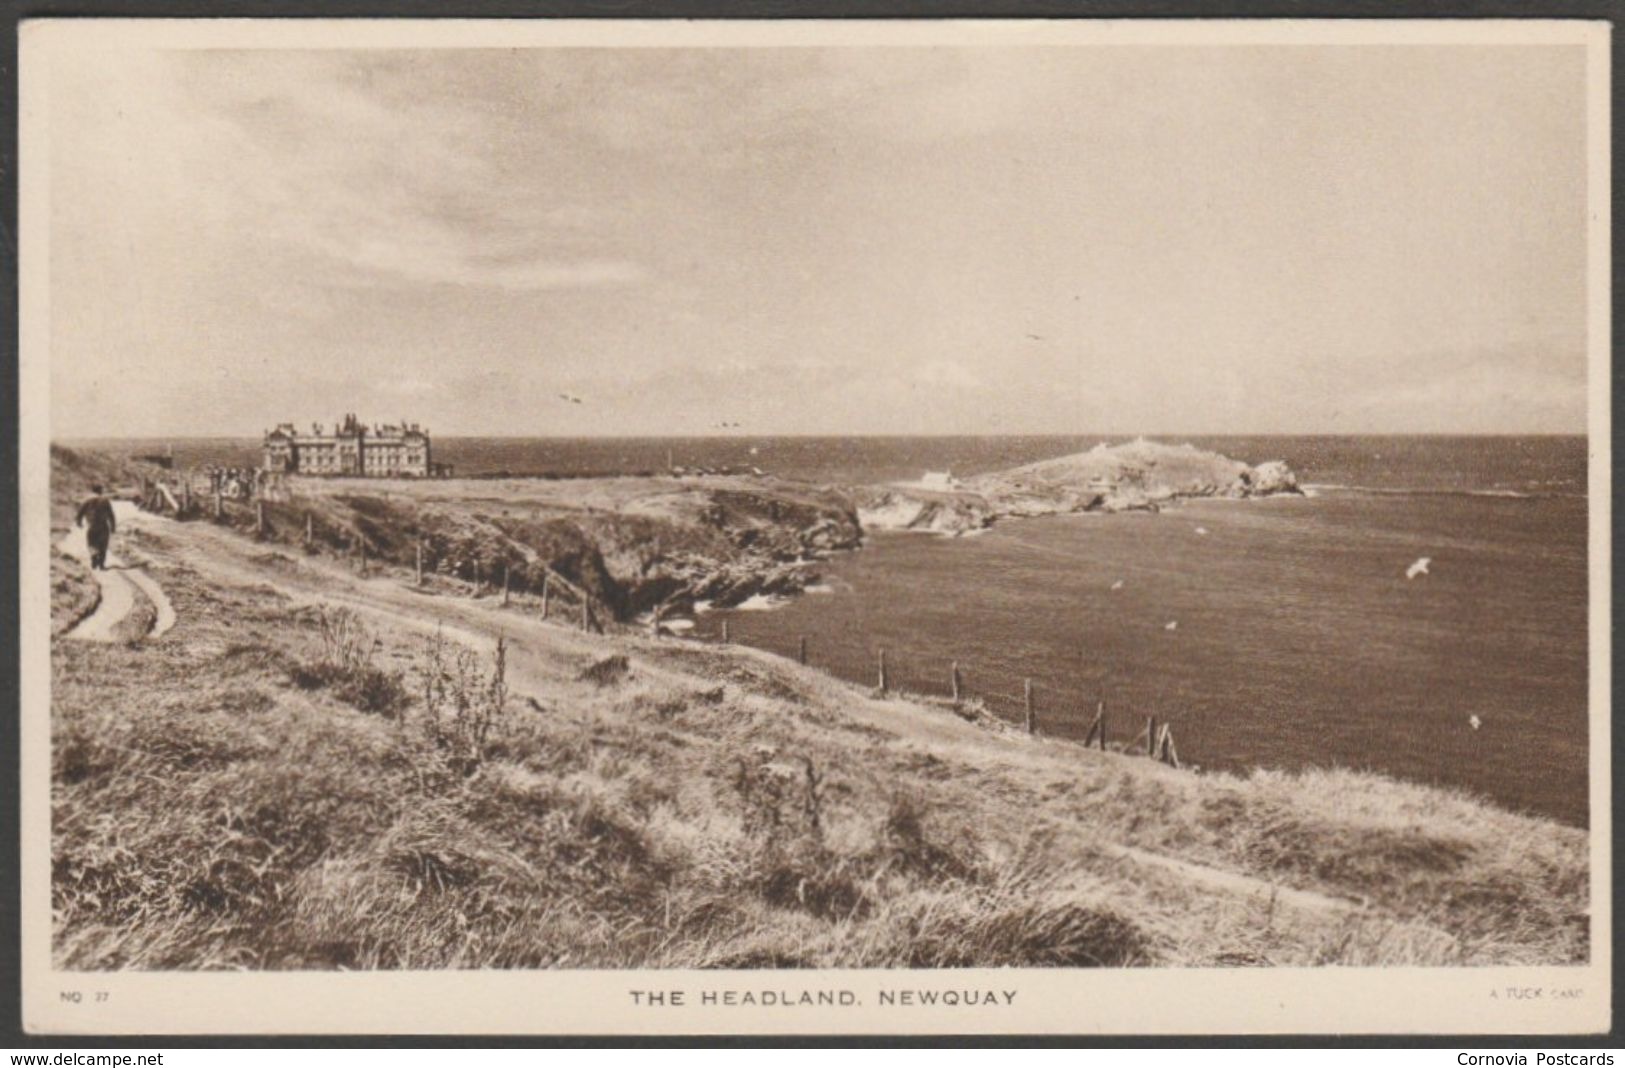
left=51, top=550, right=99, bottom=637
left=50, top=545, right=1589, bottom=970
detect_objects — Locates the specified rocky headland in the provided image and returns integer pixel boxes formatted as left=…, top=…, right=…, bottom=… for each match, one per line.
left=54, top=439, right=1298, bottom=626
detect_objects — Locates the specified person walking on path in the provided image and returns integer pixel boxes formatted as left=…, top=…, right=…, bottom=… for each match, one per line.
left=76, top=484, right=118, bottom=571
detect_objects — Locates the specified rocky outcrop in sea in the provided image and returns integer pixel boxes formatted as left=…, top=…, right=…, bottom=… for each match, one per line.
left=856, top=439, right=1301, bottom=535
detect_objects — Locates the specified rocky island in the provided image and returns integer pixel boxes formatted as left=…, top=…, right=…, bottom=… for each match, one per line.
left=853, top=438, right=1301, bottom=535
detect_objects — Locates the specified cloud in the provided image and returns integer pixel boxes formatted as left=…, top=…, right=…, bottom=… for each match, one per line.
left=160, top=52, right=649, bottom=293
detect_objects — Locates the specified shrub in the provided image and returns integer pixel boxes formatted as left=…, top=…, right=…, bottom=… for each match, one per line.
left=729, top=754, right=868, bottom=919
left=420, top=629, right=509, bottom=777
left=579, top=654, right=630, bottom=687
left=289, top=606, right=409, bottom=717
left=876, top=793, right=979, bottom=882
left=732, top=755, right=824, bottom=845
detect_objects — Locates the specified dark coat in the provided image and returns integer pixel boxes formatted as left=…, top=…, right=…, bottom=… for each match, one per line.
left=76, top=495, right=117, bottom=548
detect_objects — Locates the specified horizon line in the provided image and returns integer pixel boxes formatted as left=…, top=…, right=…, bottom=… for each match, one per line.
left=53, top=430, right=1591, bottom=442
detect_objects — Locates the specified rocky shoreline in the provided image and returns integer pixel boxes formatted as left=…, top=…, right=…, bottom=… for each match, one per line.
left=62, top=439, right=1299, bottom=626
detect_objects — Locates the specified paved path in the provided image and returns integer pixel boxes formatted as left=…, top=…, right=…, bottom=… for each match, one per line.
left=58, top=502, right=176, bottom=642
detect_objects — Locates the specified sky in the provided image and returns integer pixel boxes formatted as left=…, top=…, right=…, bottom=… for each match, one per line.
left=46, top=42, right=1591, bottom=438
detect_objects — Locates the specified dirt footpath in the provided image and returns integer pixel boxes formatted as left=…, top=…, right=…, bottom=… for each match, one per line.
left=57, top=501, right=176, bottom=642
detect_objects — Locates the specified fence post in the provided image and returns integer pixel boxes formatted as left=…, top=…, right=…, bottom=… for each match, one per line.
left=721, top=619, right=729, bottom=644
left=950, top=661, right=962, bottom=702
left=541, top=575, right=550, bottom=619
left=502, top=563, right=510, bottom=606
left=1024, top=678, right=1035, bottom=734
left=1145, top=716, right=1157, bottom=758
left=581, top=598, right=590, bottom=632
left=1159, top=726, right=1181, bottom=769
left=1085, top=700, right=1105, bottom=749
left=474, top=561, right=482, bottom=592
left=877, top=649, right=889, bottom=693
left=359, top=541, right=368, bottom=576
left=798, top=635, right=808, bottom=665
left=305, top=513, right=314, bottom=547
left=415, top=541, right=424, bottom=586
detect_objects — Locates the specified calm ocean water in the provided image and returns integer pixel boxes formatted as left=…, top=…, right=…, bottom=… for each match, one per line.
left=77, top=434, right=1590, bottom=825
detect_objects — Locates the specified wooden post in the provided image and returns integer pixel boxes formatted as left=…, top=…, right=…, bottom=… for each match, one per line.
left=502, top=563, right=510, bottom=606
left=1024, top=678, right=1035, bottom=734
left=581, top=598, right=591, bottom=632
left=798, top=635, right=808, bottom=665
left=255, top=499, right=266, bottom=538
left=877, top=649, right=889, bottom=693
left=721, top=619, right=730, bottom=644
left=1145, top=716, right=1157, bottom=758
left=1084, top=700, right=1105, bottom=749
left=359, top=541, right=367, bottom=576
left=950, top=661, right=962, bottom=702
left=415, top=542, right=424, bottom=586
left=1159, top=727, right=1180, bottom=769
left=305, top=513, right=314, bottom=547
left=474, top=561, right=482, bottom=592
left=541, top=575, right=550, bottom=619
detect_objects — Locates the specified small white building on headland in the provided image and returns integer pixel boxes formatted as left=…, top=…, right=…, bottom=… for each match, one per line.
left=263, top=413, right=445, bottom=477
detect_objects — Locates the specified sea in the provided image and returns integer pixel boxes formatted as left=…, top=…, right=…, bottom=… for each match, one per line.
left=78, top=434, right=1591, bottom=826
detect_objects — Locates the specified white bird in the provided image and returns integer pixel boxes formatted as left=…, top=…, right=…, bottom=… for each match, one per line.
left=1469, top=715, right=1482, bottom=731
left=1164, top=621, right=1178, bottom=631
left=1194, top=526, right=1209, bottom=536
left=1406, top=557, right=1432, bottom=580
left=1110, top=579, right=1125, bottom=591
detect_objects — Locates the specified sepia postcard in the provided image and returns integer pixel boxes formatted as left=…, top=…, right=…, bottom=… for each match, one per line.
left=17, top=17, right=1612, bottom=1035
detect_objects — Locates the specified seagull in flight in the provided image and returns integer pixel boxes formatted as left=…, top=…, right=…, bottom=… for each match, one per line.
left=1406, top=557, right=1431, bottom=580
left=1468, top=715, right=1482, bottom=731
left=558, top=393, right=583, bottom=405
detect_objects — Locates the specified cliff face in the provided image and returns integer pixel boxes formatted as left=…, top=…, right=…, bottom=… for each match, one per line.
left=263, top=475, right=864, bottom=622
left=568, top=481, right=863, bottom=616
left=860, top=439, right=1301, bottom=535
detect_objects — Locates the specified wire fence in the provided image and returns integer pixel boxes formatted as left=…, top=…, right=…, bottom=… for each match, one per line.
left=686, top=612, right=1185, bottom=768
left=131, top=470, right=1185, bottom=766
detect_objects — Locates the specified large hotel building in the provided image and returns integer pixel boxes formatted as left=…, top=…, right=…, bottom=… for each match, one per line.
left=262, top=414, right=437, bottom=477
